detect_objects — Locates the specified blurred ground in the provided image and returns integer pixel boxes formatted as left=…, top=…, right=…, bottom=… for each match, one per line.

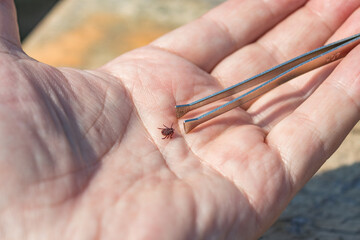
left=17, top=0, right=360, bottom=239
left=261, top=128, right=360, bottom=240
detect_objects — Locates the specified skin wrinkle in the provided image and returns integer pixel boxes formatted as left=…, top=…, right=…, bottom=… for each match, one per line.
left=153, top=144, right=183, bottom=180
left=170, top=122, right=258, bottom=238
left=19, top=62, right=77, bottom=138
left=0, top=49, right=15, bottom=56
left=28, top=164, right=100, bottom=208
left=207, top=0, right=308, bottom=73
left=101, top=91, right=138, bottom=158
left=214, top=121, right=252, bottom=144
left=145, top=45, right=227, bottom=99
left=256, top=38, right=286, bottom=68
left=305, top=2, right=336, bottom=34
left=82, top=69, right=136, bottom=147
left=0, top=35, right=18, bottom=49
left=0, top=50, right=27, bottom=70
left=28, top=124, right=56, bottom=183
left=97, top=170, right=190, bottom=239
left=108, top=49, right=186, bottom=143
left=130, top=74, right=171, bottom=134
left=145, top=44, right=206, bottom=74
left=268, top=133, right=295, bottom=182
left=105, top=78, right=161, bottom=162
left=10, top=61, right=88, bottom=180
left=31, top=124, right=115, bottom=186
left=279, top=111, right=327, bottom=186
left=267, top=148, right=294, bottom=209
left=95, top=147, right=166, bottom=218
left=71, top=111, right=135, bottom=186
left=200, top=10, right=247, bottom=73
left=30, top=151, right=98, bottom=208
left=0, top=37, right=24, bottom=59
left=41, top=123, right=145, bottom=233
left=95, top=214, right=101, bottom=240
left=258, top=0, right=276, bottom=19
left=265, top=135, right=296, bottom=197
left=43, top=67, right=129, bottom=165
left=251, top=78, right=308, bottom=129
left=229, top=167, right=262, bottom=238
left=8, top=64, right=132, bottom=208
left=185, top=125, right=266, bottom=219
left=0, top=78, right=63, bottom=200
left=286, top=74, right=315, bottom=101
left=184, top=183, right=198, bottom=239
left=203, top=0, right=305, bottom=73
left=191, top=176, right=241, bottom=239
left=79, top=70, right=137, bottom=157
left=185, top=136, right=261, bottom=237
left=305, top=5, right=335, bottom=36
left=200, top=14, right=238, bottom=56
left=150, top=14, right=236, bottom=73
left=39, top=83, right=83, bottom=160
left=123, top=61, right=148, bottom=98
left=222, top=214, right=236, bottom=240
left=131, top=156, right=201, bottom=239
left=81, top=86, right=108, bottom=138
left=323, top=72, right=360, bottom=115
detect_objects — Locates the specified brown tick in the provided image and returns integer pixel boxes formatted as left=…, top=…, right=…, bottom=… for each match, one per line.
left=158, top=123, right=175, bottom=139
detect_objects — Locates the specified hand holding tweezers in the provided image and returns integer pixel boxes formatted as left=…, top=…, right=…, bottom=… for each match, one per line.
left=175, top=33, right=360, bottom=133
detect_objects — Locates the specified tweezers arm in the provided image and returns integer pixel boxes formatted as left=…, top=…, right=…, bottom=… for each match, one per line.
left=176, top=32, right=360, bottom=121
left=175, top=78, right=265, bottom=118
left=183, top=35, right=360, bottom=133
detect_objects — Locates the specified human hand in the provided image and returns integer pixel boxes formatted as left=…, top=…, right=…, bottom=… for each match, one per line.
left=1, top=0, right=360, bottom=239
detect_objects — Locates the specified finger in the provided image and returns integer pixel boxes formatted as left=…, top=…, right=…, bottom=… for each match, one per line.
left=212, top=0, right=360, bottom=88
left=0, top=0, right=21, bottom=50
left=249, top=7, right=360, bottom=130
left=151, top=0, right=307, bottom=72
left=267, top=44, right=360, bottom=192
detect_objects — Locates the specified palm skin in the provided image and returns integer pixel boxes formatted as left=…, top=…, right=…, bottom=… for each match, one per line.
left=1, top=0, right=360, bottom=239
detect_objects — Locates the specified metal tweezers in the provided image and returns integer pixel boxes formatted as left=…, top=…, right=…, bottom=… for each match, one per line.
left=176, top=33, right=360, bottom=133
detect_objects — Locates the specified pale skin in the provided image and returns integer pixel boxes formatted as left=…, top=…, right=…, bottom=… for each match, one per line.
left=0, top=0, right=360, bottom=239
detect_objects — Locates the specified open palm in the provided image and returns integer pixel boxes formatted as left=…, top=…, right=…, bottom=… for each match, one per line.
left=1, top=0, right=360, bottom=239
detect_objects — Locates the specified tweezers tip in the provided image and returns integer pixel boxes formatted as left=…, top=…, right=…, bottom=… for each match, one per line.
left=183, top=118, right=198, bottom=133
left=184, top=122, right=192, bottom=133
left=175, top=104, right=190, bottom=118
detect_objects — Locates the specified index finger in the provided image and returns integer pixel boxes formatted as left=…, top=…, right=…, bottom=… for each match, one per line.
left=151, top=0, right=307, bottom=72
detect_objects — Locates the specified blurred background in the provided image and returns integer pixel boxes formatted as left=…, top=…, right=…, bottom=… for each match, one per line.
left=15, top=0, right=360, bottom=239
left=15, top=0, right=59, bottom=40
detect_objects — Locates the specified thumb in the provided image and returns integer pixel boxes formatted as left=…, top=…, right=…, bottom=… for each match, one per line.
left=0, top=0, right=21, bottom=50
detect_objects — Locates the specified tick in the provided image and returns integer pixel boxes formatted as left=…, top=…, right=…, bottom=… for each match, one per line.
left=158, top=123, right=175, bottom=139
